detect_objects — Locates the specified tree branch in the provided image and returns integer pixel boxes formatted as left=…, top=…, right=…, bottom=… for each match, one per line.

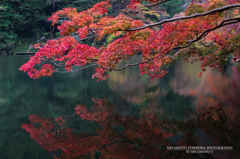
left=79, top=35, right=99, bottom=41
left=105, top=17, right=240, bottom=71
left=53, top=17, right=240, bottom=74
left=124, top=3, right=240, bottom=31
left=57, top=64, right=98, bottom=73
left=144, top=0, right=171, bottom=7
left=51, top=5, right=240, bottom=75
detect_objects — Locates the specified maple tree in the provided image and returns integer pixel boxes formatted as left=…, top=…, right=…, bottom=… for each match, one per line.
left=19, top=0, right=240, bottom=80
left=19, top=0, right=240, bottom=157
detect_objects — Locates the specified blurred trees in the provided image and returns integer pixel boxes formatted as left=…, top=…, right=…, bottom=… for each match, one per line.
left=0, top=0, right=107, bottom=54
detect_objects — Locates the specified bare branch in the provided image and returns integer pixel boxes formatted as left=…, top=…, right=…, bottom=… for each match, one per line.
left=79, top=35, right=98, bottom=41
left=124, top=3, right=240, bottom=31
left=57, top=64, right=98, bottom=73
left=104, top=58, right=152, bottom=71
left=101, top=134, right=155, bottom=150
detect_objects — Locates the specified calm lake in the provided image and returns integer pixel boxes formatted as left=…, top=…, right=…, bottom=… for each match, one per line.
left=0, top=55, right=239, bottom=159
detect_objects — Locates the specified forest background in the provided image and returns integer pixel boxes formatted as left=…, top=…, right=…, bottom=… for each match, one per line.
left=0, top=0, right=185, bottom=54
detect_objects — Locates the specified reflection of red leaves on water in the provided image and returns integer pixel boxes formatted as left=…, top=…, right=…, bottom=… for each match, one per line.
left=196, top=66, right=240, bottom=122
left=21, top=68, right=240, bottom=158
left=195, top=66, right=240, bottom=159
left=21, top=98, right=182, bottom=159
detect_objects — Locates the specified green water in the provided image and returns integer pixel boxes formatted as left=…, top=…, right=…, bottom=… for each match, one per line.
left=0, top=56, right=239, bottom=159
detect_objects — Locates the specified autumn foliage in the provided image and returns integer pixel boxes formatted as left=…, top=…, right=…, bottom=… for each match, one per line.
left=19, top=0, right=240, bottom=158
left=19, top=0, right=240, bottom=80
left=193, top=67, right=240, bottom=158
left=21, top=93, right=240, bottom=158
left=21, top=98, right=179, bottom=159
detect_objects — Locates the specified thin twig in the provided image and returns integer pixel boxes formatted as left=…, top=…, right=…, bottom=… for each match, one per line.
left=144, top=0, right=171, bottom=7
left=57, top=64, right=98, bottom=73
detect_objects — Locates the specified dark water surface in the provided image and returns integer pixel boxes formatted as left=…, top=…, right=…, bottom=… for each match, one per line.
left=0, top=56, right=239, bottom=159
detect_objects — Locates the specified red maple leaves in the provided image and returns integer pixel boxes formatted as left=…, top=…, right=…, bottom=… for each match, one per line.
left=22, top=98, right=178, bottom=159
left=19, top=1, right=240, bottom=80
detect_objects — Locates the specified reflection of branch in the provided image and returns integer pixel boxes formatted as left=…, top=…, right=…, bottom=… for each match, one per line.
left=119, top=134, right=155, bottom=149
left=101, top=134, right=155, bottom=150
left=144, top=0, right=171, bottom=7
left=124, top=4, right=240, bottom=31
left=56, top=113, right=104, bottom=128
left=220, top=104, right=228, bottom=122
left=104, top=17, right=240, bottom=71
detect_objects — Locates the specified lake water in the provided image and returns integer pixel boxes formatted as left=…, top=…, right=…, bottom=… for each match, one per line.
left=0, top=56, right=239, bottom=159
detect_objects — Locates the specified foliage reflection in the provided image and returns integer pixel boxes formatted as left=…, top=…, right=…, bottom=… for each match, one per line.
left=22, top=65, right=240, bottom=159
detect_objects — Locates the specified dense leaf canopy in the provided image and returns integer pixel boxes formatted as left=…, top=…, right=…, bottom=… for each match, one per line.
left=19, top=0, right=240, bottom=80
